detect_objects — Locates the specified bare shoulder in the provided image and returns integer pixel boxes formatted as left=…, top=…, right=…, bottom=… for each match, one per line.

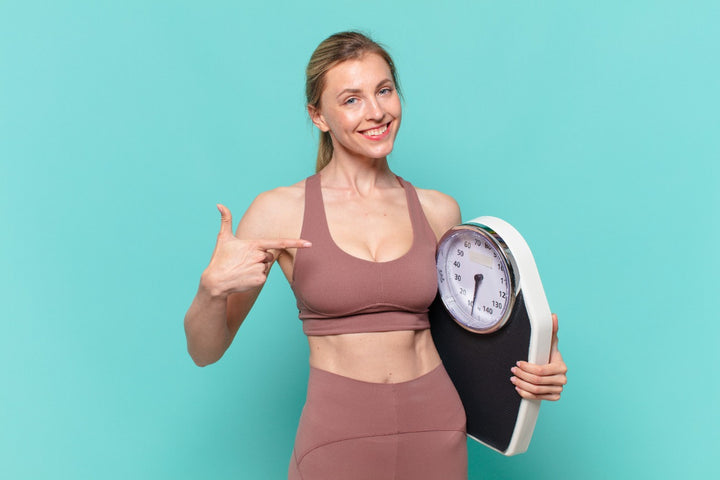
left=235, top=179, right=306, bottom=240
left=415, top=187, right=462, bottom=240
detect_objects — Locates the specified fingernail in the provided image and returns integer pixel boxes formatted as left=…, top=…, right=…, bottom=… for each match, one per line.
left=510, top=376, right=517, bottom=384
left=510, top=367, right=517, bottom=374
left=303, top=242, right=312, bottom=247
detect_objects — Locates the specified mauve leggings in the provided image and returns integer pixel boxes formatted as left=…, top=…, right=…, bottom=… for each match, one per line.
left=288, top=364, right=468, bottom=480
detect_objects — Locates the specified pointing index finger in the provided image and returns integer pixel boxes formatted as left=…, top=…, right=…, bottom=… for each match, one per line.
left=256, top=238, right=313, bottom=251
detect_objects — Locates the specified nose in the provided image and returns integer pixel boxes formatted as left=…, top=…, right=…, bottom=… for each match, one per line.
left=365, top=97, right=385, bottom=121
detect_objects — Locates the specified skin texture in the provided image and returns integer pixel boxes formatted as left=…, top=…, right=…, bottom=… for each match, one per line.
left=184, top=53, right=567, bottom=397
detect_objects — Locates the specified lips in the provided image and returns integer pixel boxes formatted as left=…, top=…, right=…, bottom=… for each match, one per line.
left=359, top=122, right=391, bottom=140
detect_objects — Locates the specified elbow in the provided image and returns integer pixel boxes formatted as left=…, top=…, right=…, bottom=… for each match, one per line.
left=184, top=313, right=231, bottom=367
left=189, top=352, right=212, bottom=367
left=187, top=346, right=223, bottom=367
left=192, top=358, right=214, bottom=368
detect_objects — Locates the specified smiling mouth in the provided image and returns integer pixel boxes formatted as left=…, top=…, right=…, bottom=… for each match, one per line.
left=359, top=122, right=391, bottom=138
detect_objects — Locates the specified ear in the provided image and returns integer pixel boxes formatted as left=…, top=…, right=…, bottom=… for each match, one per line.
left=307, top=104, right=330, bottom=132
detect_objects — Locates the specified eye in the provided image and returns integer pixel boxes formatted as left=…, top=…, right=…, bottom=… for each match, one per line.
left=379, top=87, right=393, bottom=96
left=344, top=97, right=358, bottom=105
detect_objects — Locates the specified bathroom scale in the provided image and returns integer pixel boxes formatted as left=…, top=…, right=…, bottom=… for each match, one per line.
left=429, top=216, right=552, bottom=456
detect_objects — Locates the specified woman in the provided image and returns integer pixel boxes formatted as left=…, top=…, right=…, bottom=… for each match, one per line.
left=184, top=31, right=567, bottom=480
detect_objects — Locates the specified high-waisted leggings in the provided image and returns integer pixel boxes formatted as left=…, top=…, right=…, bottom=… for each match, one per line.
left=288, top=364, right=468, bottom=480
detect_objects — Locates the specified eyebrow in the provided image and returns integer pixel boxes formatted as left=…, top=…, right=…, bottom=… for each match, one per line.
left=336, top=78, right=393, bottom=99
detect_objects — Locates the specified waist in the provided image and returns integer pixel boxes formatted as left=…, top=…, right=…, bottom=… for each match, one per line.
left=301, top=310, right=430, bottom=336
left=307, top=328, right=443, bottom=383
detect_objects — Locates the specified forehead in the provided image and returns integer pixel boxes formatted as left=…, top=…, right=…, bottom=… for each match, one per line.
left=322, top=53, right=393, bottom=94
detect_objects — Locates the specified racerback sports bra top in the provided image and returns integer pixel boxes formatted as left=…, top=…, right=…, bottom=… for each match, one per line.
left=291, top=173, right=438, bottom=336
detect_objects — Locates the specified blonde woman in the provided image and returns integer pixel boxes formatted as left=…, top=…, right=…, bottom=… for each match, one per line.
left=184, top=31, right=567, bottom=480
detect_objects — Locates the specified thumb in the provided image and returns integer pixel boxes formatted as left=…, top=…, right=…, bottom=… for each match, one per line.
left=216, top=204, right=234, bottom=238
left=550, top=313, right=559, bottom=353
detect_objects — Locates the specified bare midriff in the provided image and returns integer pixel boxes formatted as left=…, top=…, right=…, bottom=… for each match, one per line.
left=307, top=328, right=442, bottom=383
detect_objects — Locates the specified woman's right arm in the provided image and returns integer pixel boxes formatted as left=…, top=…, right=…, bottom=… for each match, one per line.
left=184, top=202, right=310, bottom=366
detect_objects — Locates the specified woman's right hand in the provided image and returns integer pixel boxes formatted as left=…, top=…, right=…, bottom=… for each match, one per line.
left=200, top=204, right=312, bottom=298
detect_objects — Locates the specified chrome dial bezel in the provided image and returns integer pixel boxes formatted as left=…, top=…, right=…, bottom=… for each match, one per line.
left=436, top=223, right=519, bottom=334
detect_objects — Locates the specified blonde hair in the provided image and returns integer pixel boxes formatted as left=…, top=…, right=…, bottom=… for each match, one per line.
left=305, top=31, right=401, bottom=172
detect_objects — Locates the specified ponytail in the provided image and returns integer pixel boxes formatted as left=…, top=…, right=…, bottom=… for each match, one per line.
left=316, top=131, right=333, bottom=172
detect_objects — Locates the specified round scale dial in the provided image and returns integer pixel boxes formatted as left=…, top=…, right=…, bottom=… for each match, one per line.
left=436, top=224, right=517, bottom=333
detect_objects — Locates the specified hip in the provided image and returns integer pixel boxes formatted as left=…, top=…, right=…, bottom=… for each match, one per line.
left=290, top=363, right=467, bottom=479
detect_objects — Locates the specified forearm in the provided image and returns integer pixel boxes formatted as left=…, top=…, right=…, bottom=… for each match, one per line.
left=184, top=279, right=233, bottom=367
left=183, top=199, right=306, bottom=366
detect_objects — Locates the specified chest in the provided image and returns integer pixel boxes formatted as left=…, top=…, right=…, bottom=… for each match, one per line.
left=322, top=188, right=414, bottom=263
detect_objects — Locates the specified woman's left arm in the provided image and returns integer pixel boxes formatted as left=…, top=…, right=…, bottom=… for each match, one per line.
left=510, top=313, right=568, bottom=401
left=417, top=187, right=567, bottom=401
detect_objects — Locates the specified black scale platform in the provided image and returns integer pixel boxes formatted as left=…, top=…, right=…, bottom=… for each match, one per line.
left=429, top=291, right=531, bottom=453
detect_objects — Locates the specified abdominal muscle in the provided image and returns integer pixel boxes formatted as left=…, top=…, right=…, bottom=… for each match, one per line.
left=306, top=329, right=443, bottom=383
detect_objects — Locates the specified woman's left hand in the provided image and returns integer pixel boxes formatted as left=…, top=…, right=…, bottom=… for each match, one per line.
left=510, top=314, right=567, bottom=401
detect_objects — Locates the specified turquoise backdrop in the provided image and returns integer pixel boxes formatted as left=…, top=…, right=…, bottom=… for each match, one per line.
left=2, top=1, right=718, bottom=478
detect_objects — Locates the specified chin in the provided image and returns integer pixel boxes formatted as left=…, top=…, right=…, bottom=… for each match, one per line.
left=367, top=137, right=398, bottom=159
left=367, top=146, right=395, bottom=160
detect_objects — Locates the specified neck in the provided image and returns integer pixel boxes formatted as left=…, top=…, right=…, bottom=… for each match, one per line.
left=320, top=147, right=397, bottom=192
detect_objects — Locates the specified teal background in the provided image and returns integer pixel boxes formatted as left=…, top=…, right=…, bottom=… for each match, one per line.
left=1, top=0, right=718, bottom=478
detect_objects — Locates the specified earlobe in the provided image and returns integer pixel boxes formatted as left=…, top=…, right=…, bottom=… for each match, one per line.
left=307, top=104, right=330, bottom=132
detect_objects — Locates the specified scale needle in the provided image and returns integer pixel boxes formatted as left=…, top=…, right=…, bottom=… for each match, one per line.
left=471, top=274, right=484, bottom=317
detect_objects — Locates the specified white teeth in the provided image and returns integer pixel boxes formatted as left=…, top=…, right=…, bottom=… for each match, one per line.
left=362, top=124, right=388, bottom=136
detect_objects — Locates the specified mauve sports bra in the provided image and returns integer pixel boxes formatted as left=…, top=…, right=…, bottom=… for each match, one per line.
left=291, top=173, right=439, bottom=336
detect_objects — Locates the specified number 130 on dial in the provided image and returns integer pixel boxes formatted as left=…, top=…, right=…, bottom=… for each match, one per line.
left=436, top=223, right=518, bottom=334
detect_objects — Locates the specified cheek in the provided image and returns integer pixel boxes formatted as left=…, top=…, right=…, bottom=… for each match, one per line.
left=388, top=98, right=402, bottom=120
left=328, top=111, right=362, bottom=135
left=390, top=102, right=402, bottom=127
